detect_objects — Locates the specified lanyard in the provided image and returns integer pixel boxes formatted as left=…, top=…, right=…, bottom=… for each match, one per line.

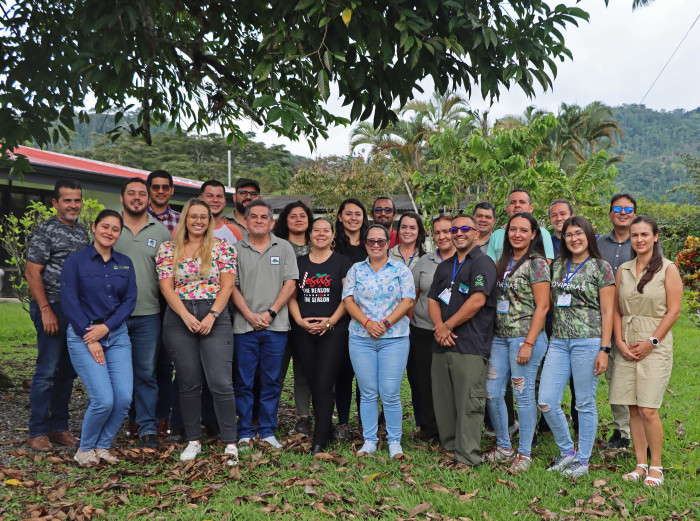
left=501, top=256, right=516, bottom=294
left=450, top=256, right=467, bottom=289
left=398, top=248, right=417, bottom=267
left=437, top=250, right=444, bottom=262
left=565, top=256, right=590, bottom=286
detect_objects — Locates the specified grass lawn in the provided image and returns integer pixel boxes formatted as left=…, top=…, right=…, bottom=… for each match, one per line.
left=0, top=301, right=698, bottom=520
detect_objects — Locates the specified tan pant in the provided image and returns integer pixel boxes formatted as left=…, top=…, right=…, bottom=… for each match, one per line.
left=605, top=346, right=630, bottom=438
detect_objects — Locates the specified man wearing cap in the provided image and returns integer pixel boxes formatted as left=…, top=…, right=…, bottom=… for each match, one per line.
left=228, top=178, right=261, bottom=236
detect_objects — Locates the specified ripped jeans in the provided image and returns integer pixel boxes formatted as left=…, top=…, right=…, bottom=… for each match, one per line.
left=538, top=337, right=601, bottom=464
left=485, top=333, right=547, bottom=456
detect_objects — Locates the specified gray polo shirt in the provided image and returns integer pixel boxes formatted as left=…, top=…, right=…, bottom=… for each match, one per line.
left=114, top=215, right=172, bottom=316
left=233, top=232, right=298, bottom=333
left=411, top=250, right=445, bottom=330
left=596, top=231, right=631, bottom=276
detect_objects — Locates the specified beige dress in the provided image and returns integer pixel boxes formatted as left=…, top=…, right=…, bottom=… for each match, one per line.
left=609, top=257, right=674, bottom=408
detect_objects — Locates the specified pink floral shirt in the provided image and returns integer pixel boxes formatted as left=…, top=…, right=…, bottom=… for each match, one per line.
left=156, top=239, right=236, bottom=300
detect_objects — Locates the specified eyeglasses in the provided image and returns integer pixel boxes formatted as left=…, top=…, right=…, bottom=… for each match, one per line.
left=187, top=215, right=209, bottom=222
left=365, top=238, right=388, bottom=247
left=150, top=184, right=172, bottom=191
left=237, top=189, right=259, bottom=198
left=612, top=206, right=634, bottom=214
left=563, top=230, right=585, bottom=240
left=373, top=207, right=394, bottom=214
left=449, top=226, right=474, bottom=234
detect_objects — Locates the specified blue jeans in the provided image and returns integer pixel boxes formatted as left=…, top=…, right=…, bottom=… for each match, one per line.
left=234, top=330, right=287, bottom=439
left=67, top=323, right=133, bottom=450
left=349, top=334, right=409, bottom=444
left=126, top=313, right=160, bottom=437
left=29, top=301, right=76, bottom=437
left=486, top=333, right=547, bottom=456
left=539, top=337, right=601, bottom=464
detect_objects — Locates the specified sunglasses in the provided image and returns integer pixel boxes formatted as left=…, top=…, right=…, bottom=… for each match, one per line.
left=365, top=238, right=388, bottom=247
left=150, top=184, right=172, bottom=191
left=238, top=189, right=259, bottom=197
left=373, top=207, right=395, bottom=214
left=612, top=206, right=634, bottom=214
left=449, top=226, right=474, bottom=234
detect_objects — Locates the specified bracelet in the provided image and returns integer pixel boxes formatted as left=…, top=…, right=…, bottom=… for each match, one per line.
left=326, top=320, right=334, bottom=330
left=444, top=322, right=453, bottom=331
left=522, top=340, right=534, bottom=348
left=40, top=304, right=50, bottom=310
left=364, top=318, right=371, bottom=329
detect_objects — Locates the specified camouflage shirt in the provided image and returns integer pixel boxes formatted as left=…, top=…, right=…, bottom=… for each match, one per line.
left=27, top=216, right=90, bottom=303
left=551, top=257, right=615, bottom=339
left=495, top=257, right=550, bottom=338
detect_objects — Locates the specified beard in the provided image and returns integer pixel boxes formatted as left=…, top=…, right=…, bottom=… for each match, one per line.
left=235, top=201, right=247, bottom=214
left=123, top=205, right=147, bottom=217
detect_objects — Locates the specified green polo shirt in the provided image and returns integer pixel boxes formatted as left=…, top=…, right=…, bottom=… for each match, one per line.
left=114, top=215, right=172, bottom=316
left=233, top=232, right=298, bottom=333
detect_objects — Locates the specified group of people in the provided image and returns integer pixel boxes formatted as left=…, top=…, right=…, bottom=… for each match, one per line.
left=25, top=174, right=681, bottom=486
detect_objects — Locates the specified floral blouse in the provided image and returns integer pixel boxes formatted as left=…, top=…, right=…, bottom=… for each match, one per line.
left=156, top=239, right=236, bottom=300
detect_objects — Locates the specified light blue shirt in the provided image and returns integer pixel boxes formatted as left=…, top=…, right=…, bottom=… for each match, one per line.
left=342, top=257, right=415, bottom=338
left=486, top=226, right=554, bottom=262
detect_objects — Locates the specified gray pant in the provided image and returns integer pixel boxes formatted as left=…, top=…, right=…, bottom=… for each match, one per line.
left=432, top=351, right=488, bottom=466
left=605, top=346, right=630, bottom=438
left=163, top=300, right=237, bottom=444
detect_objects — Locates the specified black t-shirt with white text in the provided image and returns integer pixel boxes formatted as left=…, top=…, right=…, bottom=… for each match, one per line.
left=297, top=252, right=353, bottom=325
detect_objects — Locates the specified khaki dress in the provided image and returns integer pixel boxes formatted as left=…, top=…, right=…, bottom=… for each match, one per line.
left=609, top=257, right=674, bottom=408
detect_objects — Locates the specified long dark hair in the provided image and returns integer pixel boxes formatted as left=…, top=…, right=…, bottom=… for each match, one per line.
left=396, top=211, right=427, bottom=256
left=334, top=198, right=369, bottom=252
left=558, top=216, right=603, bottom=261
left=273, top=200, right=313, bottom=242
left=496, top=212, right=545, bottom=281
left=630, top=215, right=663, bottom=293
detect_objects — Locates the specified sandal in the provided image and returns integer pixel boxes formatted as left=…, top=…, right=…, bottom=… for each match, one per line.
left=622, top=463, right=648, bottom=481
left=644, top=466, right=664, bottom=487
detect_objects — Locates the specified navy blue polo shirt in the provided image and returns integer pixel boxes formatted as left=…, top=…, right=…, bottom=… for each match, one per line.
left=61, top=244, right=137, bottom=336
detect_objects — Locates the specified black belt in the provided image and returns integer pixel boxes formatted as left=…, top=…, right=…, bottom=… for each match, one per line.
left=91, top=318, right=107, bottom=324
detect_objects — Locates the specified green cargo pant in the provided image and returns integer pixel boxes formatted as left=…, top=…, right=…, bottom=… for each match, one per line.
left=432, top=351, right=487, bottom=466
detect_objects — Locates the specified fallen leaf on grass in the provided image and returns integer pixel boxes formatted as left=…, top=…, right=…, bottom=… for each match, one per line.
left=3, top=478, right=22, bottom=486
left=587, top=493, right=606, bottom=507
left=675, top=419, right=685, bottom=437
left=592, top=478, right=609, bottom=487
left=633, top=496, right=647, bottom=507
left=529, top=505, right=558, bottom=520
left=47, top=484, right=67, bottom=501
left=313, top=502, right=337, bottom=518
left=305, top=485, right=318, bottom=496
left=611, top=495, right=629, bottom=518
left=482, top=510, right=493, bottom=520
left=426, top=482, right=451, bottom=494
left=459, top=489, right=479, bottom=502
left=363, top=473, right=387, bottom=482
left=495, top=478, right=518, bottom=490
left=409, top=502, right=432, bottom=517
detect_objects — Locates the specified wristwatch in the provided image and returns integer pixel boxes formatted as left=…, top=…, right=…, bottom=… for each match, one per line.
left=600, top=345, right=611, bottom=353
left=267, top=308, right=277, bottom=319
left=382, top=319, right=391, bottom=329
left=649, top=336, right=659, bottom=347
left=210, top=310, right=220, bottom=319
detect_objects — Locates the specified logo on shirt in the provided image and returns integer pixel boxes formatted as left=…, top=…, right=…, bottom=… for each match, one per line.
left=113, top=265, right=130, bottom=270
left=458, top=283, right=469, bottom=294
left=270, top=256, right=280, bottom=265
left=147, top=238, right=157, bottom=248
left=474, top=275, right=484, bottom=287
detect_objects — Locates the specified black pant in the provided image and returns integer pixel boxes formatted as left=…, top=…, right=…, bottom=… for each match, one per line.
left=409, top=326, right=439, bottom=439
left=293, top=323, right=347, bottom=447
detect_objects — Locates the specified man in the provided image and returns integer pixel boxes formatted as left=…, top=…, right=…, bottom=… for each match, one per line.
left=114, top=178, right=172, bottom=449
left=371, top=196, right=400, bottom=247
left=486, top=189, right=555, bottom=263
left=548, top=198, right=574, bottom=255
left=472, top=202, right=496, bottom=253
left=199, top=180, right=243, bottom=243
left=428, top=214, right=497, bottom=466
left=597, top=193, right=637, bottom=449
left=25, top=179, right=89, bottom=451
left=147, top=170, right=180, bottom=236
left=231, top=200, right=298, bottom=448
left=228, top=178, right=261, bottom=235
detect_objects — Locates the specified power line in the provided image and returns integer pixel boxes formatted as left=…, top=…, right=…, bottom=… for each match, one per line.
left=640, top=10, right=700, bottom=104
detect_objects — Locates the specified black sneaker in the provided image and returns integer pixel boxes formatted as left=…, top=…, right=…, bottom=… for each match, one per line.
left=606, top=429, right=630, bottom=449
left=137, top=434, right=160, bottom=449
left=337, top=423, right=352, bottom=440
left=295, top=416, right=313, bottom=436
left=166, top=423, right=186, bottom=443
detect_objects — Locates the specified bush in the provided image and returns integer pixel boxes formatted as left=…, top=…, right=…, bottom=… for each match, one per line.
left=676, top=236, right=700, bottom=326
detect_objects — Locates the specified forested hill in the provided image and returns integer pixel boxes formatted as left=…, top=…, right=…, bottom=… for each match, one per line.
left=611, top=104, right=700, bottom=201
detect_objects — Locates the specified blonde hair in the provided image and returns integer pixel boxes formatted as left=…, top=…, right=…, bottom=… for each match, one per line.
left=173, top=198, right=215, bottom=277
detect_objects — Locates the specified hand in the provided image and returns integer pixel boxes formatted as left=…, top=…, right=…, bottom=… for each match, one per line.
left=41, top=307, right=59, bottom=336
left=247, top=313, right=271, bottom=331
left=629, top=339, right=654, bottom=361
left=318, top=319, right=333, bottom=336
left=83, top=324, right=109, bottom=344
left=433, top=323, right=456, bottom=347
left=616, top=340, right=640, bottom=361
left=366, top=321, right=386, bottom=339
left=594, top=351, right=608, bottom=375
left=182, top=312, right=202, bottom=334
left=197, top=313, right=216, bottom=335
left=88, top=341, right=105, bottom=365
left=516, top=343, right=532, bottom=365
left=298, top=317, right=321, bottom=335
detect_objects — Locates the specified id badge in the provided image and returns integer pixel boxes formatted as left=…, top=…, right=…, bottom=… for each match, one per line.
left=438, top=288, right=452, bottom=305
left=496, top=300, right=509, bottom=314
left=557, top=293, right=572, bottom=307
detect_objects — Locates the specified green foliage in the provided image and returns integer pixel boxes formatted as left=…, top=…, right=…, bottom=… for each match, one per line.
left=676, top=237, right=700, bottom=326
left=668, top=153, right=700, bottom=203
left=1, top=0, right=591, bottom=176
left=636, top=198, right=700, bottom=260
left=290, top=156, right=400, bottom=216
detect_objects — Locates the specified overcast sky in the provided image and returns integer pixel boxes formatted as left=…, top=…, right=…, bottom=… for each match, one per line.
left=251, top=0, right=700, bottom=158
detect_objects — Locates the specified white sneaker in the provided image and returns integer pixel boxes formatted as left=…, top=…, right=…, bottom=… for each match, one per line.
left=357, top=441, right=377, bottom=455
left=260, top=436, right=282, bottom=449
left=225, top=444, right=238, bottom=466
left=547, top=451, right=576, bottom=472
left=238, top=437, right=252, bottom=450
left=388, top=441, right=404, bottom=458
left=179, top=441, right=201, bottom=461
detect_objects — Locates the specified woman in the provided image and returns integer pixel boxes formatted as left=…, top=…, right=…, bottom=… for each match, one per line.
left=611, top=216, right=682, bottom=487
left=389, top=212, right=426, bottom=270
left=342, top=225, right=415, bottom=457
left=61, top=210, right=137, bottom=466
left=409, top=214, right=455, bottom=443
left=272, top=200, right=313, bottom=435
left=288, top=218, right=352, bottom=454
left=483, top=213, right=550, bottom=471
left=539, top=216, right=615, bottom=477
left=156, top=198, right=238, bottom=464
left=333, top=198, right=370, bottom=438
